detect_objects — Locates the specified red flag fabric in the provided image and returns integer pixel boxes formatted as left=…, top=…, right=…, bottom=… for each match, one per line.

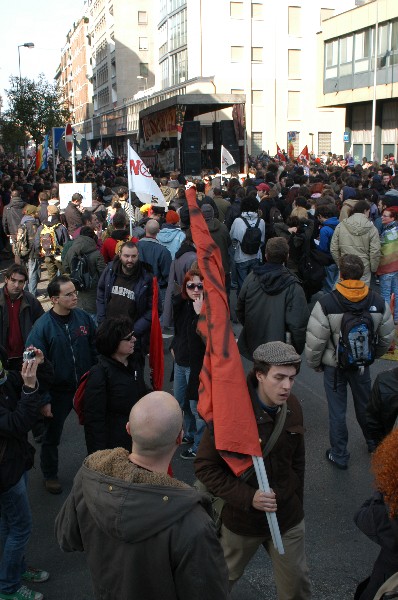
left=149, top=277, right=164, bottom=391
left=276, top=144, right=286, bottom=162
left=186, top=187, right=262, bottom=476
left=300, top=145, right=309, bottom=161
left=288, top=143, right=295, bottom=161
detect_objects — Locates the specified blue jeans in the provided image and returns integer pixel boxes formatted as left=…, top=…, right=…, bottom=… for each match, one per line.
left=23, top=258, right=40, bottom=297
left=0, top=473, right=32, bottom=593
left=41, top=390, right=73, bottom=480
left=189, top=400, right=206, bottom=453
left=323, top=366, right=371, bottom=466
left=322, top=263, right=339, bottom=293
left=173, top=363, right=196, bottom=440
left=379, top=272, right=398, bottom=323
left=235, top=258, right=259, bottom=295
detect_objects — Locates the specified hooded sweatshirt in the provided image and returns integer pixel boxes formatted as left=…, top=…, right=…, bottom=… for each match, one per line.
left=330, top=213, right=381, bottom=279
left=156, top=225, right=185, bottom=259
left=237, top=262, right=309, bottom=358
left=55, top=448, right=229, bottom=600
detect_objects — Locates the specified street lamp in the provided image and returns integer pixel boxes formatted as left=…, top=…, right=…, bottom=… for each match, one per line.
left=17, top=42, right=34, bottom=168
left=18, top=42, right=35, bottom=84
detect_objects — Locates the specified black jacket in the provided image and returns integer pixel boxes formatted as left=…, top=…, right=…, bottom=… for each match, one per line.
left=170, top=294, right=191, bottom=367
left=237, top=263, right=309, bottom=359
left=354, top=492, right=398, bottom=600
left=0, top=289, right=44, bottom=349
left=0, top=360, right=54, bottom=492
left=83, top=355, right=148, bottom=455
left=3, top=197, right=26, bottom=235
left=366, top=368, right=398, bottom=446
left=185, top=303, right=205, bottom=402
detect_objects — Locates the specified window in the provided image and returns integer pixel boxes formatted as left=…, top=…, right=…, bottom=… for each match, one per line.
left=138, top=11, right=147, bottom=24
left=288, top=49, right=301, bottom=79
left=252, top=3, right=263, bottom=19
left=325, top=39, right=338, bottom=78
left=392, top=20, right=398, bottom=66
left=139, top=37, right=148, bottom=50
left=169, top=0, right=186, bottom=11
left=230, top=2, right=243, bottom=18
left=252, top=132, right=263, bottom=156
left=318, top=132, right=331, bottom=154
left=354, top=29, right=372, bottom=73
left=339, top=35, right=353, bottom=76
left=231, top=88, right=244, bottom=94
left=140, top=63, right=148, bottom=77
left=169, top=8, right=187, bottom=51
left=251, top=47, right=263, bottom=62
left=252, top=90, right=263, bottom=105
left=288, top=91, right=300, bottom=120
left=288, top=6, right=301, bottom=36
left=159, top=22, right=168, bottom=58
left=161, top=59, right=169, bottom=89
left=170, top=49, right=187, bottom=85
left=231, top=46, right=244, bottom=62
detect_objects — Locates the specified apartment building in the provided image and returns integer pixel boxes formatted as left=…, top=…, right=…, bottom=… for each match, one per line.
left=318, top=0, right=398, bottom=162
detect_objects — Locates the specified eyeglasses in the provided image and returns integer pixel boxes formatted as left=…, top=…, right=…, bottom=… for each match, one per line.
left=121, top=331, right=135, bottom=341
left=186, top=282, right=204, bottom=291
left=61, top=291, right=78, bottom=297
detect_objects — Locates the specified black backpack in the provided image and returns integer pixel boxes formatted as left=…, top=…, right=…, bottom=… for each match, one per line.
left=334, top=292, right=377, bottom=370
left=267, top=206, right=283, bottom=238
left=69, top=253, right=93, bottom=291
left=240, top=217, right=262, bottom=255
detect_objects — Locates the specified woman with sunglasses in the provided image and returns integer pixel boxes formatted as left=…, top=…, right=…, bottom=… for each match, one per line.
left=170, top=268, right=206, bottom=459
left=376, top=207, right=398, bottom=328
left=83, top=316, right=148, bottom=455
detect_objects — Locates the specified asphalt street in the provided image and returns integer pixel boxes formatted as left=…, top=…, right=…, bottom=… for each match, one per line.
left=2, top=263, right=389, bottom=600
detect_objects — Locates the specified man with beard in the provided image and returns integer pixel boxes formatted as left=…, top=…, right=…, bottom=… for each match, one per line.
left=96, top=242, right=153, bottom=355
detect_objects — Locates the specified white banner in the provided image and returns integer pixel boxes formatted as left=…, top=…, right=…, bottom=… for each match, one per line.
left=127, top=142, right=166, bottom=208
left=221, top=145, right=236, bottom=173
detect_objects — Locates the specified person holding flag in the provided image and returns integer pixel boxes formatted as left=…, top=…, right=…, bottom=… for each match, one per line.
left=195, top=342, right=311, bottom=599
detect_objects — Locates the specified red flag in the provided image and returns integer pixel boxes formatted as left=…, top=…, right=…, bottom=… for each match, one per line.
left=300, top=145, right=309, bottom=161
left=185, top=187, right=261, bottom=476
left=149, top=277, right=164, bottom=391
left=276, top=144, right=285, bottom=162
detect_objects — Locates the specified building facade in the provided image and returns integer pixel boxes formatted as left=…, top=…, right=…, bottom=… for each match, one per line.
left=318, top=0, right=398, bottom=162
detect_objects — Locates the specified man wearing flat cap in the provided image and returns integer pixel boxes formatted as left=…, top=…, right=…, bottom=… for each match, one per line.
left=195, top=341, right=311, bottom=599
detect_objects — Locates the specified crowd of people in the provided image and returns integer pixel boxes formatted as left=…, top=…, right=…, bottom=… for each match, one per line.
left=0, top=151, right=398, bottom=600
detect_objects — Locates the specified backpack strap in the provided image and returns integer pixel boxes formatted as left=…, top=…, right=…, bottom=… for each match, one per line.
left=240, top=216, right=250, bottom=227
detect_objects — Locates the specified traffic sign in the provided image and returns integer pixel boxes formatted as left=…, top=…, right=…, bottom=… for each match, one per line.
left=65, top=123, right=73, bottom=153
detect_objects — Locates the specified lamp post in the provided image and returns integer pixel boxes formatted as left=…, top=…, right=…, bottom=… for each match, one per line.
left=309, top=132, right=314, bottom=153
left=18, top=42, right=34, bottom=85
left=17, top=42, right=34, bottom=168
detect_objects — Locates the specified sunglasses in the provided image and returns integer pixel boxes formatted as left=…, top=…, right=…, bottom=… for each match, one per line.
left=186, top=282, right=204, bottom=291
left=122, top=331, right=135, bottom=341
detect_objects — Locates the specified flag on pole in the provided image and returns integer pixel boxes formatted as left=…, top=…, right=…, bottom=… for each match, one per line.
left=127, top=142, right=167, bottom=208
left=185, top=186, right=261, bottom=476
left=299, top=145, right=309, bottom=161
left=276, top=144, right=285, bottom=162
left=221, top=145, right=236, bottom=173
left=35, top=144, right=43, bottom=173
left=104, top=145, right=114, bottom=159
left=149, top=276, right=164, bottom=391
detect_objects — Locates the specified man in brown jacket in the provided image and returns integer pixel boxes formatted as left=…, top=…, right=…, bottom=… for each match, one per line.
left=195, top=342, right=311, bottom=600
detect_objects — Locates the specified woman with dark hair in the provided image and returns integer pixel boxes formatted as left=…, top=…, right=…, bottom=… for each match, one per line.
left=170, top=268, right=206, bottom=460
left=230, top=196, right=265, bottom=293
left=354, top=429, right=398, bottom=600
left=377, top=206, right=398, bottom=327
left=83, top=316, right=147, bottom=455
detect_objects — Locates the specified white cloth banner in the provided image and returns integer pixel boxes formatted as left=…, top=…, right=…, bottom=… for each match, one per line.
left=127, top=143, right=166, bottom=208
left=221, top=145, right=236, bottom=173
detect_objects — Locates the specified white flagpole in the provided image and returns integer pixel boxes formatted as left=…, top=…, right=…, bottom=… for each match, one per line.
left=126, top=142, right=133, bottom=236
left=252, top=456, right=285, bottom=554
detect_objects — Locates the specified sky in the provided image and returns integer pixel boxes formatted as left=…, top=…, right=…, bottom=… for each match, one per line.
left=0, top=0, right=86, bottom=110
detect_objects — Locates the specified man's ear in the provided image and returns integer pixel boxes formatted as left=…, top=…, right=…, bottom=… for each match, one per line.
left=126, top=421, right=131, bottom=435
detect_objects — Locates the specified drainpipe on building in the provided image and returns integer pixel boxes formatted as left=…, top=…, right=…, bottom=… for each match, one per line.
left=371, top=0, right=379, bottom=162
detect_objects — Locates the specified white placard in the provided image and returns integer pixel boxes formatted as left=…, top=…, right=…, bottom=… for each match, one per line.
left=59, top=183, right=93, bottom=210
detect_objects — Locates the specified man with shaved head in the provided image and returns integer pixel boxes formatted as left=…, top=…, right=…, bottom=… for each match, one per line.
left=55, top=392, right=229, bottom=600
left=138, top=219, right=172, bottom=312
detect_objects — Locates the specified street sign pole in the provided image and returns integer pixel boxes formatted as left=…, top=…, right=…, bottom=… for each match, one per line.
left=71, top=135, right=76, bottom=183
